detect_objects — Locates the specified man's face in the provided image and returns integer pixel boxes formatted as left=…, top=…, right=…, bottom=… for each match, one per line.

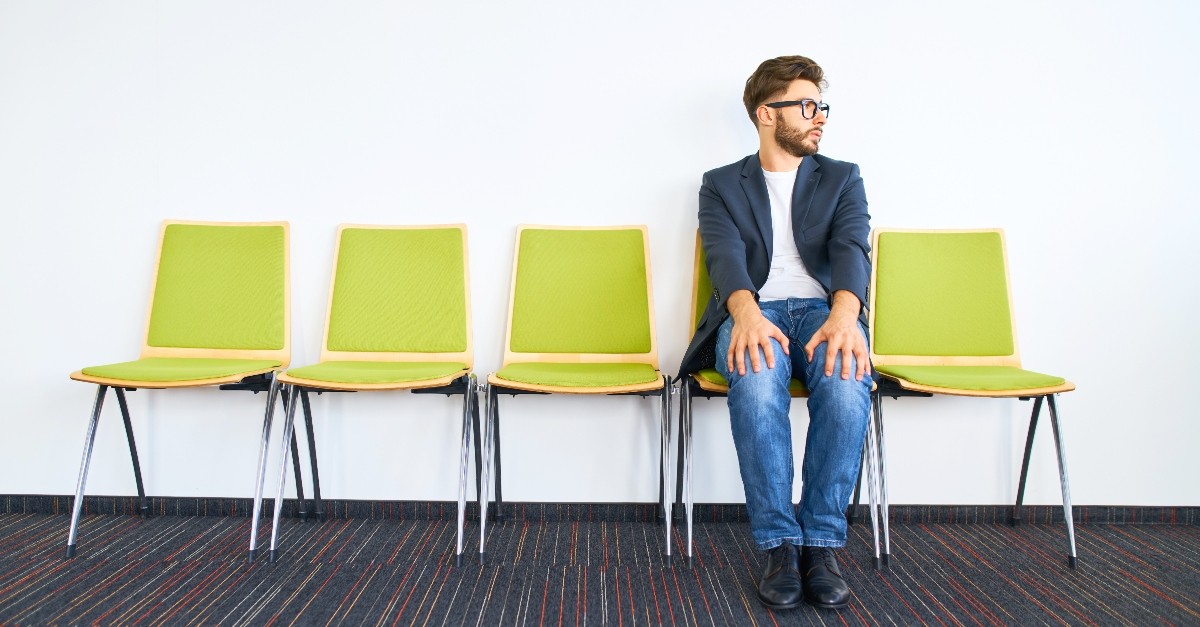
left=769, top=79, right=826, bottom=158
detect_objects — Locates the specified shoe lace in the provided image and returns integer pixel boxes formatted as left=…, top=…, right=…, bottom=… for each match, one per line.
left=807, top=546, right=839, bottom=573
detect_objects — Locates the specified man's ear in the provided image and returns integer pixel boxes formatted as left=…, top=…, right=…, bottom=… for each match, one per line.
left=755, top=105, right=775, bottom=127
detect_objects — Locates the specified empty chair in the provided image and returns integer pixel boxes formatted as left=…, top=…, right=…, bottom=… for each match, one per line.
left=67, top=220, right=291, bottom=560
left=268, top=224, right=479, bottom=564
left=481, top=225, right=672, bottom=563
left=868, top=228, right=1078, bottom=568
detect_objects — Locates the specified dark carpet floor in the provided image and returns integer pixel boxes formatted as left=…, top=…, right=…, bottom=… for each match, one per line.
left=1, top=513, right=1197, bottom=625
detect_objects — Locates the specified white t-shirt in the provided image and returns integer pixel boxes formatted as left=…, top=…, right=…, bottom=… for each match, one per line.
left=758, top=167, right=827, bottom=301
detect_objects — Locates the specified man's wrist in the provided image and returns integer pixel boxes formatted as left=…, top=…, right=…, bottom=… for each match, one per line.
left=828, top=290, right=862, bottom=322
left=726, top=289, right=761, bottom=322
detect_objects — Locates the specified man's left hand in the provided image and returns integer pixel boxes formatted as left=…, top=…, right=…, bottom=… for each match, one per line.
left=803, top=290, right=871, bottom=381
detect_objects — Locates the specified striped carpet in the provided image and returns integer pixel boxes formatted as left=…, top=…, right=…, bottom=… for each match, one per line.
left=1, top=512, right=1198, bottom=625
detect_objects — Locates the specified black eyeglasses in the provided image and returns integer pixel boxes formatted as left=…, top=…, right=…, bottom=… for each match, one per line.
left=764, top=99, right=830, bottom=120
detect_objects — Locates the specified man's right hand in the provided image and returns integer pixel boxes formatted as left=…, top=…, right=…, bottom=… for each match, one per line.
left=725, top=290, right=790, bottom=375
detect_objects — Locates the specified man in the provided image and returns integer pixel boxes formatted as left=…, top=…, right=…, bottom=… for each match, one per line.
left=678, top=56, right=872, bottom=610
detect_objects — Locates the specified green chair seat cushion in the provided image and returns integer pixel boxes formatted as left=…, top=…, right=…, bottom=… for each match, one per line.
left=285, top=361, right=467, bottom=384
left=695, top=368, right=807, bottom=394
left=80, top=358, right=281, bottom=383
left=875, top=365, right=1065, bottom=391
left=494, top=363, right=659, bottom=388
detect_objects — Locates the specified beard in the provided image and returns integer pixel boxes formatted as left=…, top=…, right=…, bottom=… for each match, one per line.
left=775, top=115, right=820, bottom=158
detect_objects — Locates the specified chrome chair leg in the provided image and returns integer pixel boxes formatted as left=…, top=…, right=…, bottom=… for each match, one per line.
left=456, top=375, right=476, bottom=566
left=478, top=384, right=496, bottom=565
left=874, top=392, right=891, bottom=565
left=1047, top=394, right=1078, bottom=569
left=864, top=393, right=883, bottom=570
left=247, top=374, right=281, bottom=563
left=660, top=376, right=673, bottom=558
left=682, top=378, right=695, bottom=567
left=673, top=383, right=687, bottom=519
left=268, top=385, right=301, bottom=563
left=66, top=385, right=108, bottom=559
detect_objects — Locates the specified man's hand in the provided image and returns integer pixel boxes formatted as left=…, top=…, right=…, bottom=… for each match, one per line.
left=725, top=290, right=789, bottom=376
left=803, top=290, right=870, bottom=381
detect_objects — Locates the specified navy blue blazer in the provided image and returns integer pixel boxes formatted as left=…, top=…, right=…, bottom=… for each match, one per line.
left=678, top=152, right=871, bottom=376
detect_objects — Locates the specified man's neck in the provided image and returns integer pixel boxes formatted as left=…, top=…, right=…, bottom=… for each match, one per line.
left=758, top=143, right=803, bottom=173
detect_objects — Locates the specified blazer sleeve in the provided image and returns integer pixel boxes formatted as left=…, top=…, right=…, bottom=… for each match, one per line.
left=698, top=171, right=758, bottom=314
left=827, top=163, right=872, bottom=310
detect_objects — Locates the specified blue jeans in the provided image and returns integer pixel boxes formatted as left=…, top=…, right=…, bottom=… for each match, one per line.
left=716, top=298, right=872, bottom=550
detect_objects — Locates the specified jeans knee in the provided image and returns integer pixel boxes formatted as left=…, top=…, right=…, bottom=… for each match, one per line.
left=724, top=340, right=792, bottom=390
left=805, top=344, right=863, bottom=374
left=810, top=374, right=870, bottom=408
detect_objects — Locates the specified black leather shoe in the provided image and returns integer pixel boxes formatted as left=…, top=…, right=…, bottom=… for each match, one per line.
left=801, top=546, right=851, bottom=609
left=757, top=541, right=803, bottom=610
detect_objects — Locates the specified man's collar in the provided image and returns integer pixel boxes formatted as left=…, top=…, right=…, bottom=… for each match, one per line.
left=742, top=152, right=820, bottom=178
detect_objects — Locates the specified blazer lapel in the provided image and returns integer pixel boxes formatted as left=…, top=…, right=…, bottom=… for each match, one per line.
left=739, top=154, right=773, bottom=260
left=791, top=156, right=821, bottom=241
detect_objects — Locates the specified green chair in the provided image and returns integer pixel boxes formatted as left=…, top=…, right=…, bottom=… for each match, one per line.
left=869, top=228, right=1078, bottom=567
left=481, top=225, right=672, bottom=563
left=676, top=231, right=886, bottom=567
left=67, top=220, right=292, bottom=560
left=268, top=224, right=479, bottom=564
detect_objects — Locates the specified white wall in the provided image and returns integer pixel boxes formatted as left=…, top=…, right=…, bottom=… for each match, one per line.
left=2, top=1, right=1196, bottom=507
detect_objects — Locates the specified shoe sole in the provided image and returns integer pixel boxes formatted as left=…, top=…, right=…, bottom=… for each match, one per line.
left=804, top=595, right=850, bottom=610
left=757, top=595, right=804, bottom=611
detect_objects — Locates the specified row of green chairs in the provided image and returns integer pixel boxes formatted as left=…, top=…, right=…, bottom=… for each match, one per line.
left=66, top=221, right=672, bottom=566
left=66, top=220, right=1077, bottom=571
left=675, top=228, right=1078, bottom=569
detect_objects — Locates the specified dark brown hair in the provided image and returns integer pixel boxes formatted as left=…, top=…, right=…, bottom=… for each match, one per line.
left=743, top=56, right=827, bottom=125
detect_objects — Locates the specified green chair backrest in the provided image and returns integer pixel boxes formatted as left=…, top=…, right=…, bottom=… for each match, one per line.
left=872, top=230, right=1015, bottom=357
left=146, top=221, right=287, bottom=351
left=508, top=226, right=653, bottom=355
left=693, top=232, right=712, bottom=330
left=325, top=225, right=469, bottom=354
